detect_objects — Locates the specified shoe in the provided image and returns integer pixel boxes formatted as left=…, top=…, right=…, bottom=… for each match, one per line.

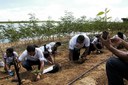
left=8, top=71, right=14, bottom=76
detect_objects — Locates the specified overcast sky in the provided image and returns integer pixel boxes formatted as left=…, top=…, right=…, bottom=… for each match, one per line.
left=0, top=0, right=128, bottom=21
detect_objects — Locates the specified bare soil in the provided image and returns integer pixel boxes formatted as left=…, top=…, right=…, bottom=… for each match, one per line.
left=0, top=45, right=113, bottom=85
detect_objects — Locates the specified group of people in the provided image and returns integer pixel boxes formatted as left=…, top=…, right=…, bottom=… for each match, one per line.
left=2, top=42, right=61, bottom=81
left=68, top=31, right=128, bottom=85
left=1, top=31, right=128, bottom=85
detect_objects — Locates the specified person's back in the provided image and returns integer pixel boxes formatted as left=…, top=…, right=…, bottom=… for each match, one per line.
left=113, top=32, right=127, bottom=40
left=69, top=33, right=90, bottom=50
left=112, top=32, right=127, bottom=49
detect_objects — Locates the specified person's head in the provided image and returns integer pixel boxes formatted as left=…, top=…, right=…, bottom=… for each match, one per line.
left=55, top=42, right=61, bottom=47
left=27, top=45, right=35, bottom=56
left=76, top=35, right=85, bottom=44
left=117, top=32, right=123, bottom=39
left=6, top=47, right=14, bottom=57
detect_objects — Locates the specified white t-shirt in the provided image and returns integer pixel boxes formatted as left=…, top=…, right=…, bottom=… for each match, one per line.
left=39, top=42, right=56, bottom=53
left=69, top=33, right=90, bottom=50
left=91, top=37, right=100, bottom=44
left=18, top=48, right=47, bottom=62
left=3, top=51, right=18, bottom=64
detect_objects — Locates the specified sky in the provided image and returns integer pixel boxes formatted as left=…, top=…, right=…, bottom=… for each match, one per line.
left=0, top=0, right=128, bottom=21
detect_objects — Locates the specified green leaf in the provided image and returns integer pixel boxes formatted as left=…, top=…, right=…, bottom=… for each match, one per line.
left=97, top=12, right=104, bottom=16
left=107, top=17, right=112, bottom=19
left=106, top=10, right=110, bottom=13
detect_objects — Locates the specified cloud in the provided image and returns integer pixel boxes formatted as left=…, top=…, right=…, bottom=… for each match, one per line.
left=0, top=0, right=127, bottom=21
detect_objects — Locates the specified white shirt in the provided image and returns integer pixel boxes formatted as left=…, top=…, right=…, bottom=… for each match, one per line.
left=18, top=48, right=47, bottom=62
left=39, top=42, right=56, bottom=53
left=69, top=33, right=90, bottom=50
left=91, top=37, right=100, bottom=44
left=3, top=51, right=18, bottom=64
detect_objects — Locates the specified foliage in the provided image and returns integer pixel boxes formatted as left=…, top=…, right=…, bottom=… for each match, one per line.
left=96, top=8, right=112, bottom=22
left=0, top=10, right=128, bottom=43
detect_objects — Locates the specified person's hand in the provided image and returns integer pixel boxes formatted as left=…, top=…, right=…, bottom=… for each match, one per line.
left=4, top=65, right=8, bottom=72
left=99, top=34, right=112, bottom=48
left=77, top=58, right=85, bottom=64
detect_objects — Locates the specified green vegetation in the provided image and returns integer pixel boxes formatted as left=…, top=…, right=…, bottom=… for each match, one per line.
left=0, top=9, right=128, bottom=43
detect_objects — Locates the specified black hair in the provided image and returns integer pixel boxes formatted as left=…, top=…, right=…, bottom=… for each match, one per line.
left=6, top=47, right=14, bottom=53
left=117, top=32, right=124, bottom=39
left=33, top=44, right=38, bottom=48
left=27, top=45, right=35, bottom=52
left=56, top=42, right=61, bottom=46
left=6, top=47, right=14, bottom=57
left=77, top=35, right=85, bottom=43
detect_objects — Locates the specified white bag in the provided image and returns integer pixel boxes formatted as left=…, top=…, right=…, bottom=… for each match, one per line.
left=43, top=63, right=61, bottom=74
left=0, top=61, right=4, bottom=67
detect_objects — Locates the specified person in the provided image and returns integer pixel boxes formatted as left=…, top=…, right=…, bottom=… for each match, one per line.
left=112, top=32, right=127, bottom=49
left=112, top=32, right=127, bottom=40
left=2, top=47, right=18, bottom=76
left=88, top=35, right=103, bottom=54
left=69, top=33, right=90, bottom=63
left=100, top=32, right=128, bottom=85
left=18, top=45, right=47, bottom=81
left=39, top=42, right=61, bottom=64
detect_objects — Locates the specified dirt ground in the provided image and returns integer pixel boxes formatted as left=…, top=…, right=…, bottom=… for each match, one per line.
left=0, top=45, right=113, bottom=85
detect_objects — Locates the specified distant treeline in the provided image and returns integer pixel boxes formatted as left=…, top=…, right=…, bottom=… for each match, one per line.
left=0, top=12, right=128, bottom=43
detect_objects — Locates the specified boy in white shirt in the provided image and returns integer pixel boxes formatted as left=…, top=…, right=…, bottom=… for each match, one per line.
left=39, top=42, right=61, bottom=64
left=69, top=33, right=90, bottom=63
left=88, top=35, right=103, bottom=54
left=18, top=45, right=46, bottom=81
left=3, top=47, right=18, bottom=76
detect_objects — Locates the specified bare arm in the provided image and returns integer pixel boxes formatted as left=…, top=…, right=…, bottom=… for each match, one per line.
left=81, top=47, right=89, bottom=60
left=36, top=60, right=44, bottom=80
left=121, top=40, right=128, bottom=50
left=101, top=36, right=128, bottom=61
left=3, top=58, right=8, bottom=71
left=40, top=61, right=44, bottom=71
left=107, top=45, right=128, bottom=61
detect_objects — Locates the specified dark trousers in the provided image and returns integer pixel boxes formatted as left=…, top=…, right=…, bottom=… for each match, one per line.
left=88, top=43, right=102, bottom=55
left=106, top=57, right=128, bottom=85
left=22, top=59, right=40, bottom=71
left=88, top=43, right=95, bottom=55
left=72, top=48, right=80, bottom=61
